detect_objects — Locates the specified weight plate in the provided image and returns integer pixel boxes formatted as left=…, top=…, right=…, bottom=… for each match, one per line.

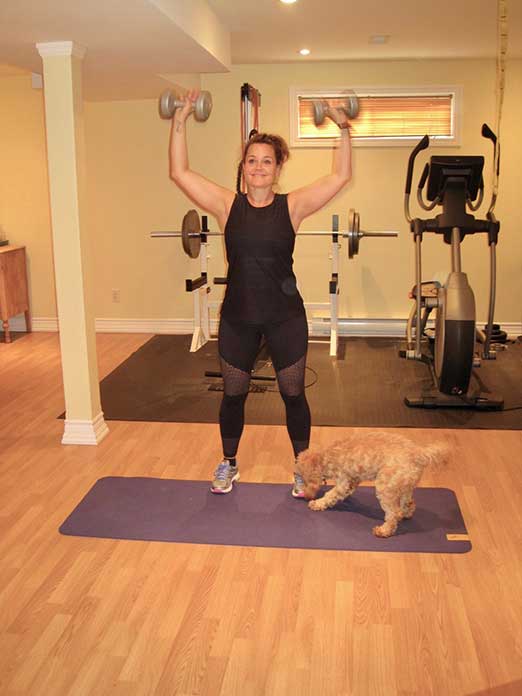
left=313, top=100, right=326, bottom=126
left=195, top=91, right=213, bottom=122
left=181, top=209, right=201, bottom=259
left=348, top=208, right=360, bottom=259
left=346, top=94, right=359, bottom=119
left=159, top=90, right=175, bottom=119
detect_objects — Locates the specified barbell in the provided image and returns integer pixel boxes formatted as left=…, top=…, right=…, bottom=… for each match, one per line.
left=158, top=89, right=213, bottom=121
left=313, top=94, right=359, bottom=127
left=151, top=208, right=398, bottom=260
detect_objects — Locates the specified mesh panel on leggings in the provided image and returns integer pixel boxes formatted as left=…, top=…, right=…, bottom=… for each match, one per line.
left=275, top=355, right=306, bottom=397
left=220, top=356, right=251, bottom=396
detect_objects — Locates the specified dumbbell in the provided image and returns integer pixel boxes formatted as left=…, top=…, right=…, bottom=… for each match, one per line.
left=313, top=94, right=359, bottom=127
left=158, top=90, right=213, bottom=121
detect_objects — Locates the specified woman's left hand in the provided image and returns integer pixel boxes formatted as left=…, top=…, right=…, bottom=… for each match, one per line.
left=182, top=88, right=200, bottom=120
left=327, top=105, right=350, bottom=129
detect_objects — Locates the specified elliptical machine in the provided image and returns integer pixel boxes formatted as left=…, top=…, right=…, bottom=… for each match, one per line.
left=400, top=124, right=503, bottom=409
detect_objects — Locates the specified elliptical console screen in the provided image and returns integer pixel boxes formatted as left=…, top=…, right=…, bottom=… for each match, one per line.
left=427, top=156, right=484, bottom=201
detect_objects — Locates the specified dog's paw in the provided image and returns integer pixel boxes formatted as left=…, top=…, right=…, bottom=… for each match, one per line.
left=372, top=525, right=393, bottom=538
left=308, top=499, right=325, bottom=511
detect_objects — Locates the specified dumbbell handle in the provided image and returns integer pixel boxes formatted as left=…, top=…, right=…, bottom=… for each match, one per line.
left=170, top=96, right=189, bottom=109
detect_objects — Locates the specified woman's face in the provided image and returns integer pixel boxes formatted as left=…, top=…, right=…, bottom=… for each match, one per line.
left=243, top=143, right=281, bottom=190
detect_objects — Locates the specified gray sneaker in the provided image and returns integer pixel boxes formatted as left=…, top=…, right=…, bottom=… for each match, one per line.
left=292, top=472, right=306, bottom=499
left=210, top=461, right=240, bottom=494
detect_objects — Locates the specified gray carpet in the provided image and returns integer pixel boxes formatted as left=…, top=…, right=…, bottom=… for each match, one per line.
left=93, top=335, right=522, bottom=428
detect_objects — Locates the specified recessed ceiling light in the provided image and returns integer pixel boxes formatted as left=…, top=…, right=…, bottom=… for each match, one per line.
left=369, top=35, right=390, bottom=44
left=280, top=0, right=298, bottom=4
left=299, top=48, right=310, bottom=56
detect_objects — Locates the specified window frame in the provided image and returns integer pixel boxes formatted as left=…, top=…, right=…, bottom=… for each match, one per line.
left=289, top=85, right=463, bottom=148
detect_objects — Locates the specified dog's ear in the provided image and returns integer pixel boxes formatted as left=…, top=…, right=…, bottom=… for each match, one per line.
left=297, top=451, right=321, bottom=479
left=307, top=452, right=323, bottom=477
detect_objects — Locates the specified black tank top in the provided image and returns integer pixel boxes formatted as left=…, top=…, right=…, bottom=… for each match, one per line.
left=220, top=193, right=305, bottom=323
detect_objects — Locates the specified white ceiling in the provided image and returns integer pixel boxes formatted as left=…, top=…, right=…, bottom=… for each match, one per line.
left=0, top=0, right=520, bottom=101
left=0, top=0, right=231, bottom=100
left=207, top=0, right=521, bottom=63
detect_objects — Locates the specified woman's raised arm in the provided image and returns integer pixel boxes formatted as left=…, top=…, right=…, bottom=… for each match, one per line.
left=169, top=89, right=235, bottom=231
left=288, top=107, right=352, bottom=231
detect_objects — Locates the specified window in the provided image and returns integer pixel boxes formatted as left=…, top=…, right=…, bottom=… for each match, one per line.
left=289, top=86, right=461, bottom=148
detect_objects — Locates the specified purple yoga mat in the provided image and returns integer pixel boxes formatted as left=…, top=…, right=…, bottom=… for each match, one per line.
left=59, top=478, right=471, bottom=553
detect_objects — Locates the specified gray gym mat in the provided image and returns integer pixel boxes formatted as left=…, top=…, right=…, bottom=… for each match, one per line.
left=91, top=335, right=522, bottom=429
left=59, top=477, right=471, bottom=554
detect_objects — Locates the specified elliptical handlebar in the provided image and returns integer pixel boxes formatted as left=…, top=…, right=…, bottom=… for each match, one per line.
left=416, top=163, right=439, bottom=211
left=481, top=122, right=497, bottom=146
left=481, top=122, right=500, bottom=215
left=404, top=135, right=430, bottom=222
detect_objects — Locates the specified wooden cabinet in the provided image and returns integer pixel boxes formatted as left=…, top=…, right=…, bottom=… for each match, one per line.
left=0, top=246, right=31, bottom=343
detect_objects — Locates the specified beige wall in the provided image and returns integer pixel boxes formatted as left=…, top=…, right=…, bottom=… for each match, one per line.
left=0, top=73, right=56, bottom=316
left=2, top=58, right=521, bottom=326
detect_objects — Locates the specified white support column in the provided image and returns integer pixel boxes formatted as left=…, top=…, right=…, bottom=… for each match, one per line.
left=37, top=41, right=108, bottom=445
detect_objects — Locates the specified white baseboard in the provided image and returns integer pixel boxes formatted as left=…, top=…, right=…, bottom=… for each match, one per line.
left=7, top=314, right=522, bottom=339
left=7, top=316, right=192, bottom=334
left=61, top=412, right=109, bottom=445
left=8, top=316, right=59, bottom=332
left=310, top=317, right=408, bottom=337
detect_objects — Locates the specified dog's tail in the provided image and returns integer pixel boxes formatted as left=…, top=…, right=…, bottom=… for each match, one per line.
left=418, top=441, right=451, bottom=472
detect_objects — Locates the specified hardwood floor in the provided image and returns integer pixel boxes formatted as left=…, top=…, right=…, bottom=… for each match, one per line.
left=1, top=332, right=521, bottom=695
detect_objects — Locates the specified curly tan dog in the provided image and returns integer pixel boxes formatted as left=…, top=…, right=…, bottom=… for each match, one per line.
left=295, top=431, right=449, bottom=537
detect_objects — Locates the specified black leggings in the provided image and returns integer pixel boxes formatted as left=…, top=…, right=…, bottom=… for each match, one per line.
left=218, top=313, right=311, bottom=461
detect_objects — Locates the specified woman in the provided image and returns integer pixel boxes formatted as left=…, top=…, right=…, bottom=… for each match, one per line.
left=169, top=89, right=352, bottom=496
